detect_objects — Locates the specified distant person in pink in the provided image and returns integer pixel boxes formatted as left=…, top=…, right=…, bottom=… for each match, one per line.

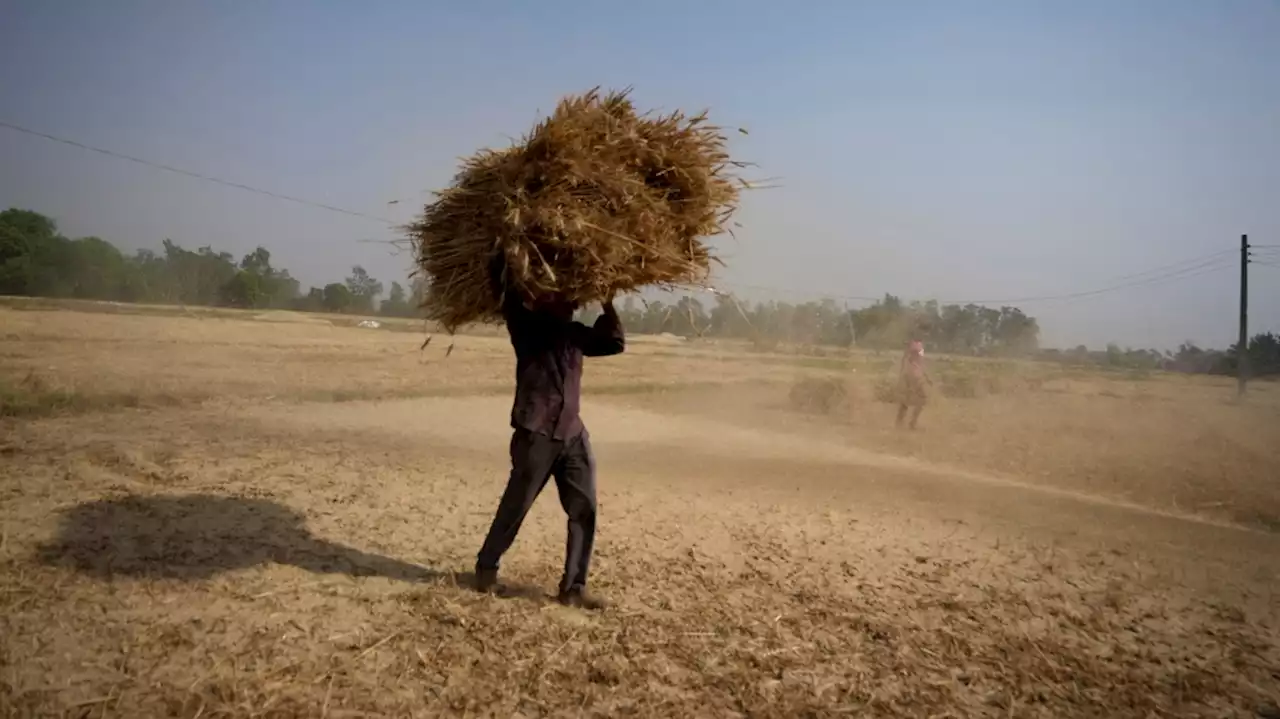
left=896, top=339, right=931, bottom=429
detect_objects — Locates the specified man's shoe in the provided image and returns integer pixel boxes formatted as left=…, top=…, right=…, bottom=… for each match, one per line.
left=474, top=568, right=499, bottom=594
left=557, top=586, right=607, bottom=611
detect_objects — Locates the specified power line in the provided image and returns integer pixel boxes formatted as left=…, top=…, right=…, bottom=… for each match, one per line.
left=706, top=254, right=1239, bottom=309
left=933, top=255, right=1235, bottom=305
left=0, top=120, right=398, bottom=226
left=1093, top=248, right=1235, bottom=283
left=0, top=118, right=1261, bottom=308
left=716, top=282, right=880, bottom=303
left=715, top=248, right=1243, bottom=308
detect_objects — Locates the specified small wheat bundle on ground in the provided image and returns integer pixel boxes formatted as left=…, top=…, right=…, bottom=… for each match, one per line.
left=407, top=88, right=744, bottom=332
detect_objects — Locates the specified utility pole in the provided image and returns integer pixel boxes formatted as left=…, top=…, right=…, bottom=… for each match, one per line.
left=1238, top=234, right=1249, bottom=396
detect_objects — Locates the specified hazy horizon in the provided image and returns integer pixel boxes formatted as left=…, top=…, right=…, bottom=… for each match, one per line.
left=2, top=0, right=1277, bottom=351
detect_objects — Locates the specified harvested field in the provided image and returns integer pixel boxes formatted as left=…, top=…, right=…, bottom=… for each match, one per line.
left=2, top=304, right=1279, bottom=718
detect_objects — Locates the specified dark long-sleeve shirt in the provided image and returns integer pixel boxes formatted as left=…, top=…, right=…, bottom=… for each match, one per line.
left=503, top=297, right=625, bottom=440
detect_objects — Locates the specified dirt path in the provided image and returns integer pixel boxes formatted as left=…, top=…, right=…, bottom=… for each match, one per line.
left=242, top=394, right=1279, bottom=595
left=253, top=394, right=1278, bottom=529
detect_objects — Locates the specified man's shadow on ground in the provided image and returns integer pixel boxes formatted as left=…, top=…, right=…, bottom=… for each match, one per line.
left=36, top=493, right=543, bottom=599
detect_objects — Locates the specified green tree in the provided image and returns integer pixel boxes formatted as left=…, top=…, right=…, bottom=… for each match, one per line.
left=851, top=294, right=911, bottom=349
left=240, top=247, right=272, bottom=275
left=0, top=209, right=61, bottom=295
left=669, top=295, right=709, bottom=337
left=122, top=248, right=174, bottom=302
left=221, top=246, right=299, bottom=309
left=380, top=281, right=415, bottom=317
left=294, top=286, right=326, bottom=312
left=220, top=270, right=266, bottom=308
left=66, top=237, right=128, bottom=299
left=1224, top=332, right=1280, bottom=377
left=1248, top=332, right=1280, bottom=376
left=345, top=265, right=383, bottom=314
left=161, top=240, right=237, bottom=306
left=322, top=282, right=354, bottom=313
left=992, top=306, right=1039, bottom=355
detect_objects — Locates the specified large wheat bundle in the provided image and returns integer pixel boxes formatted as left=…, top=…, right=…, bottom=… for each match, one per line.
left=407, top=88, right=743, bottom=332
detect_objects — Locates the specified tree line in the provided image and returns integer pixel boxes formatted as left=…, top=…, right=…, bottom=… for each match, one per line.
left=0, top=208, right=1041, bottom=354
left=2, top=207, right=1275, bottom=375
left=0, top=208, right=420, bottom=317
left=1042, top=337, right=1280, bottom=378
left=590, top=292, right=1042, bottom=356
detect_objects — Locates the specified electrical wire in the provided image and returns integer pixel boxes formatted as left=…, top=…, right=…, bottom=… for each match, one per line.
left=713, top=283, right=880, bottom=303
left=2, top=119, right=1267, bottom=308
left=0, top=120, right=398, bottom=225
left=713, top=249, right=1245, bottom=307
left=935, top=256, right=1236, bottom=305
left=1072, top=248, right=1235, bottom=284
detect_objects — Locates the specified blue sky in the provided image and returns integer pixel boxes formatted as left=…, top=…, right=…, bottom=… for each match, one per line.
left=2, top=0, right=1277, bottom=349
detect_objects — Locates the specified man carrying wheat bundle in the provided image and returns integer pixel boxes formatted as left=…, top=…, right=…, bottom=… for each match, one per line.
left=407, top=88, right=745, bottom=608
left=474, top=258, right=624, bottom=608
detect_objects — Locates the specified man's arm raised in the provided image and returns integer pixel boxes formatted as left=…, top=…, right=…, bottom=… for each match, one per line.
left=571, top=296, right=625, bottom=357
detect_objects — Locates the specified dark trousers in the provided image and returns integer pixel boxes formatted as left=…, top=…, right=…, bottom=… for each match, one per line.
left=476, top=428, right=597, bottom=593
